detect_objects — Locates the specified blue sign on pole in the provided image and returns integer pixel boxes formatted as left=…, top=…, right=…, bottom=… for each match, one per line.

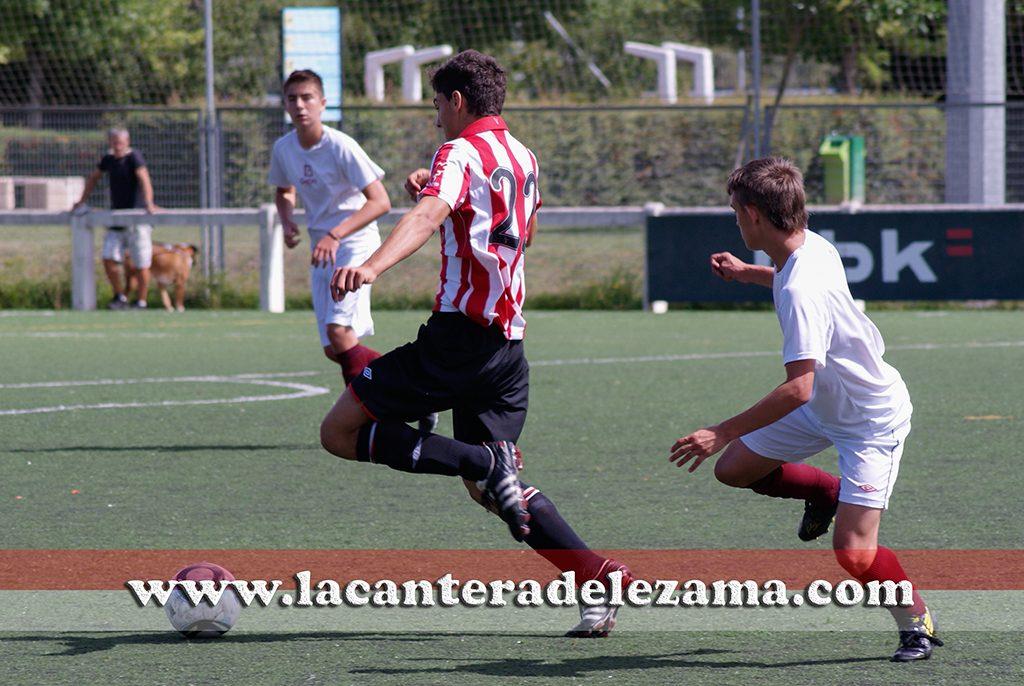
left=282, top=7, right=343, bottom=122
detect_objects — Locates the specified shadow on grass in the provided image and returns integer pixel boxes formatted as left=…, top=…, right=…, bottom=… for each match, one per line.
left=4, top=631, right=440, bottom=657
left=5, top=632, right=889, bottom=672
left=350, top=647, right=885, bottom=677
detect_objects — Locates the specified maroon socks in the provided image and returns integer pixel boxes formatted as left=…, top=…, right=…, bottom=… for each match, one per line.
left=748, top=463, right=840, bottom=507
left=337, top=344, right=381, bottom=385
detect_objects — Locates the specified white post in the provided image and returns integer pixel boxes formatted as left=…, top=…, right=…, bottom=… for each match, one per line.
left=624, top=42, right=677, bottom=104
left=364, top=45, right=415, bottom=102
left=946, top=0, right=1005, bottom=204
left=71, top=210, right=96, bottom=311
left=401, top=45, right=453, bottom=102
left=642, top=201, right=665, bottom=312
left=259, top=204, right=285, bottom=313
left=661, top=42, right=714, bottom=104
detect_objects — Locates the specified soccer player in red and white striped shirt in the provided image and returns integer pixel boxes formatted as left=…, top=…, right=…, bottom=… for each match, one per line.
left=319, top=50, right=631, bottom=637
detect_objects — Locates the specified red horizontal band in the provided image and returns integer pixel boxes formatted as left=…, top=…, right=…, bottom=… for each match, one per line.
left=0, top=549, right=1020, bottom=590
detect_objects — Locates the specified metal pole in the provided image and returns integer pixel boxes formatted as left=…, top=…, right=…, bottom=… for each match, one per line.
left=203, top=0, right=223, bottom=277
left=197, top=110, right=211, bottom=279
left=945, top=0, right=1006, bottom=204
left=751, top=0, right=762, bottom=159
left=216, top=111, right=225, bottom=274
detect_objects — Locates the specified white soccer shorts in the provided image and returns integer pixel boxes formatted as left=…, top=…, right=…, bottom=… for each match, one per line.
left=310, top=231, right=381, bottom=348
left=101, top=225, right=153, bottom=269
left=740, top=404, right=910, bottom=509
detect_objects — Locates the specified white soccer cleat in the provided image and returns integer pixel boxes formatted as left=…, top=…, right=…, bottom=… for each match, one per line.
left=565, top=559, right=632, bottom=638
left=565, top=602, right=619, bottom=638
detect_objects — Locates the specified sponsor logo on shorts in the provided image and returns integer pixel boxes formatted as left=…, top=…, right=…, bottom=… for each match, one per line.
left=858, top=484, right=878, bottom=493
left=362, top=367, right=372, bottom=380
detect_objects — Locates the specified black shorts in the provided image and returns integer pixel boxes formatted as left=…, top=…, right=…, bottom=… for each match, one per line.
left=350, top=312, right=529, bottom=443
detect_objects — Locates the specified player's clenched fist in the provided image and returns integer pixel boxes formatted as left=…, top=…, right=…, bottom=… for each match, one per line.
left=282, top=219, right=302, bottom=249
left=330, top=264, right=378, bottom=301
left=669, top=426, right=729, bottom=472
left=710, top=252, right=748, bottom=282
left=404, top=168, right=431, bottom=201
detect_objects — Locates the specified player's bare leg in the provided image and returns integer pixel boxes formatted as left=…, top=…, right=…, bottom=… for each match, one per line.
left=325, top=324, right=435, bottom=427
left=713, top=440, right=784, bottom=487
left=715, top=440, right=840, bottom=541
left=319, top=389, right=370, bottom=460
left=832, top=504, right=942, bottom=661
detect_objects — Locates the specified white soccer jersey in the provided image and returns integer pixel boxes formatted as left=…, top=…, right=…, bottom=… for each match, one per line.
left=419, top=116, right=539, bottom=340
left=267, top=126, right=384, bottom=244
left=773, top=230, right=912, bottom=436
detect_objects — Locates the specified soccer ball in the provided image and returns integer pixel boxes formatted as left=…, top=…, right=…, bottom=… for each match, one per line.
left=164, top=562, right=242, bottom=638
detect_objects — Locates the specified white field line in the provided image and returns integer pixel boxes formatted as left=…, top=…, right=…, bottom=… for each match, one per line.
left=0, top=371, right=328, bottom=416
left=0, top=311, right=55, bottom=318
left=529, top=339, right=1024, bottom=367
left=0, top=370, right=320, bottom=390
left=0, top=331, right=171, bottom=339
left=1, top=339, right=1021, bottom=415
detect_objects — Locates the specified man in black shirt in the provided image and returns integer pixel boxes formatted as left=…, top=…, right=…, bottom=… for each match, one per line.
left=73, top=128, right=158, bottom=309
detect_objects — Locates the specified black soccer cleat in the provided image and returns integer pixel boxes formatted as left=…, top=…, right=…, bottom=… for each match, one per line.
left=483, top=441, right=529, bottom=542
left=417, top=412, right=439, bottom=434
left=892, top=608, right=943, bottom=662
left=798, top=497, right=839, bottom=542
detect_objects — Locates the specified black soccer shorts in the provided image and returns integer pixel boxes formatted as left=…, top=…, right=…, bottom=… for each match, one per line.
left=349, top=312, right=529, bottom=443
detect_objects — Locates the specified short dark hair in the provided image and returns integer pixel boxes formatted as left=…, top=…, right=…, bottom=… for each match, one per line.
left=429, top=50, right=506, bottom=116
left=282, top=69, right=324, bottom=97
left=727, top=157, right=808, bottom=233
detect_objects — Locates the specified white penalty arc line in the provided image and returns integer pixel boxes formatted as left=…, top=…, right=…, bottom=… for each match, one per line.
left=529, top=339, right=1024, bottom=367
left=0, top=371, right=329, bottom=416
left=2, top=339, right=1021, bottom=415
left=0, top=370, right=321, bottom=390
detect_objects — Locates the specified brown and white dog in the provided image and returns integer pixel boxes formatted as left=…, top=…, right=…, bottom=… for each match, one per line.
left=150, top=242, right=197, bottom=311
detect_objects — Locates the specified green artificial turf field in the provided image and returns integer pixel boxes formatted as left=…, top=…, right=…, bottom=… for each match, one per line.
left=1, top=309, right=1022, bottom=684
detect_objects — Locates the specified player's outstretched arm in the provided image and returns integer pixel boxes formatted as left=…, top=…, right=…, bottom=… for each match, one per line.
left=668, top=359, right=816, bottom=472
left=330, top=195, right=450, bottom=300
left=711, top=252, right=774, bottom=287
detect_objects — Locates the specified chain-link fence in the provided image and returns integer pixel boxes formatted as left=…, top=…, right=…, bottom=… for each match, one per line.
left=0, top=1, right=990, bottom=105
left=0, top=107, right=203, bottom=209
left=1, top=1, right=1022, bottom=208
left=7, top=101, right=1024, bottom=208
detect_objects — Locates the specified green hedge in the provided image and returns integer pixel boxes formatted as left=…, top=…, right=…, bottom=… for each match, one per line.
left=0, top=270, right=641, bottom=311
left=215, top=103, right=947, bottom=209
left=2, top=102, right=948, bottom=210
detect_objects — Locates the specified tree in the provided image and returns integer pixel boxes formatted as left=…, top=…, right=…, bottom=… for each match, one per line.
left=0, top=0, right=203, bottom=110
left=700, top=0, right=946, bottom=153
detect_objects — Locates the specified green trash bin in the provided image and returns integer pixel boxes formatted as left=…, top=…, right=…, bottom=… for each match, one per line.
left=819, top=134, right=865, bottom=204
